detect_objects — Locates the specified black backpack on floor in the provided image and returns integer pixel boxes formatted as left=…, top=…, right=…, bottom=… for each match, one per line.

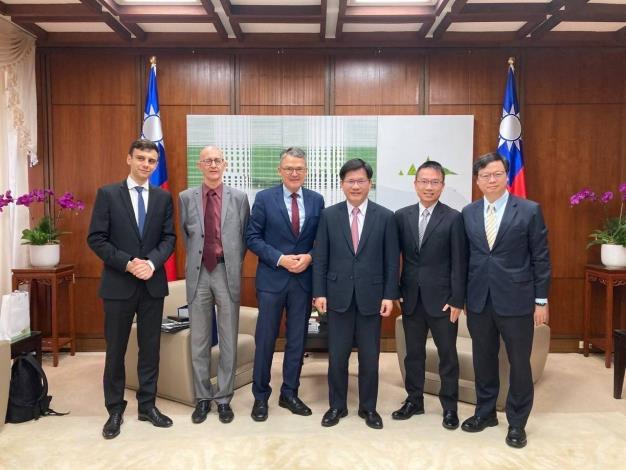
left=5, top=354, right=67, bottom=423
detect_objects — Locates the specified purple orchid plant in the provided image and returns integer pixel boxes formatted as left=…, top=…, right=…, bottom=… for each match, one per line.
left=570, top=183, right=626, bottom=247
left=1, top=188, right=85, bottom=245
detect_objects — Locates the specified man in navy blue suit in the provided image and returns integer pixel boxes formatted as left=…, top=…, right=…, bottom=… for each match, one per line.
left=246, top=147, right=325, bottom=422
left=461, top=152, right=551, bottom=449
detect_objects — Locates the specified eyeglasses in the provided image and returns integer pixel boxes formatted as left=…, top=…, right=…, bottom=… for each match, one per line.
left=416, top=179, right=443, bottom=187
left=477, top=171, right=507, bottom=181
left=199, top=158, right=224, bottom=167
left=343, top=179, right=370, bottom=186
left=281, top=167, right=306, bottom=175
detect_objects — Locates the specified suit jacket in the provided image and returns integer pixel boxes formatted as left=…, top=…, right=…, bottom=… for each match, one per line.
left=313, top=200, right=400, bottom=316
left=87, top=180, right=176, bottom=300
left=179, top=185, right=250, bottom=304
left=246, top=184, right=324, bottom=293
left=396, top=202, right=467, bottom=317
left=462, top=194, right=551, bottom=316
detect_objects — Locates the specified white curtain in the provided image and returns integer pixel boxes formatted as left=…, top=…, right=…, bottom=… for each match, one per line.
left=0, top=20, right=36, bottom=295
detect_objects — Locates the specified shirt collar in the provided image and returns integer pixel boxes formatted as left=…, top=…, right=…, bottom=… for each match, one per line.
left=282, top=184, right=303, bottom=199
left=203, top=183, right=223, bottom=198
left=347, top=198, right=368, bottom=216
left=418, top=200, right=438, bottom=216
left=483, top=190, right=509, bottom=213
left=127, top=176, right=149, bottom=191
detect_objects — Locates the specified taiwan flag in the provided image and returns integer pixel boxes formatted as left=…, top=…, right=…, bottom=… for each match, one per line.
left=142, top=57, right=177, bottom=281
left=497, top=58, right=527, bottom=198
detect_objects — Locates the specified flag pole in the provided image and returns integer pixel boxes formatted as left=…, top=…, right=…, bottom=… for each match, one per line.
left=508, top=56, right=515, bottom=69
left=150, top=56, right=156, bottom=66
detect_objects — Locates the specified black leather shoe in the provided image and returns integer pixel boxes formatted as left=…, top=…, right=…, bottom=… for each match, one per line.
left=391, top=401, right=424, bottom=420
left=251, top=400, right=268, bottom=422
left=138, top=407, right=173, bottom=428
left=279, top=395, right=312, bottom=416
left=217, top=404, right=234, bottom=423
left=506, top=426, right=527, bottom=448
left=191, top=400, right=211, bottom=424
left=321, top=408, right=348, bottom=427
left=358, top=409, right=383, bottom=430
left=461, top=414, right=498, bottom=433
left=102, top=412, right=123, bottom=439
left=442, top=410, right=459, bottom=430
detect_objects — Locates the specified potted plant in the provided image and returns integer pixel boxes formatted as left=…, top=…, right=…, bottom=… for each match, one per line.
left=570, top=183, right=626, bottom=268
left=1, top=189, right=85, bottom=267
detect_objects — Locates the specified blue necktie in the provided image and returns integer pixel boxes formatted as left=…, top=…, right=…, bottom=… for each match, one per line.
left=135, top=186, right=146, bottom=237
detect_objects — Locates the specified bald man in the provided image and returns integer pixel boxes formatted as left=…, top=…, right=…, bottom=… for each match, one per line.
left=179, top=146, right=250, bottom=424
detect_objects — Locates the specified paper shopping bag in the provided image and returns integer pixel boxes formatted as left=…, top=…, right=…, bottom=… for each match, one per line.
left=0, top=290, right=31, bottom=343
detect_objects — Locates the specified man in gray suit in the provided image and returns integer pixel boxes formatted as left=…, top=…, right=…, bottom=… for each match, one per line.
left=179, top=146, right=250, bottom=424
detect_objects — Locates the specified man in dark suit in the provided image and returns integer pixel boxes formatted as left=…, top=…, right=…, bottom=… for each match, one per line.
left=313, top=158, right=399, bottom=430
left=246, top=147, right=324, bottom=422
left=393, top=160, right=467, bottom=430
left=461, top=152, right=550, bottom=449
left=87, top=139, right=176, bottom=439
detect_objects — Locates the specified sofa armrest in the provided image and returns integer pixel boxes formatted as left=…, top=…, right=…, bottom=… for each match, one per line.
left=163, top=280, right=187, bottom=318
left=239, top=306, right=259, bottom=336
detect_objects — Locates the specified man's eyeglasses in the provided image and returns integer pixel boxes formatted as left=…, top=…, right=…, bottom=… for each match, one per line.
left=416, top=179, right=443, bottom=187
left=477, top=171, right=507, bottom=181
left=343, top=179, right=370, bottom=186
left=281, top=167, right=306, bottom=175
left=199, top=158, right=224, bottom=167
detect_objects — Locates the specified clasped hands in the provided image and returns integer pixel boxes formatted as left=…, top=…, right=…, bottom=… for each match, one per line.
left=127, top=258, right=154, bottom=280
left=279, top=253, right=312, bottom=274
left=313, top=297, right=394, bottom=317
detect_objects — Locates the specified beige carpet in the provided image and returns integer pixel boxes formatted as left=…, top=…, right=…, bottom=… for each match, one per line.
left=1, top=352, right=625, bottom=469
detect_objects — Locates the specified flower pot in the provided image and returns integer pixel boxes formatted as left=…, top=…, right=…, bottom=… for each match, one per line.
left=600, top=244, right=626, bottom=268
left=29, top=244, right=60, bottom=268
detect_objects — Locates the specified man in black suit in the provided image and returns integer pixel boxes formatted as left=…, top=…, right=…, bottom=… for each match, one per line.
left=392, top=160, right=467, bottom=430
left=313, top=158, right=399, bottom=430
left=87, top=139, right=176, bottom=439
left=460, top=152, right=550, bottom=449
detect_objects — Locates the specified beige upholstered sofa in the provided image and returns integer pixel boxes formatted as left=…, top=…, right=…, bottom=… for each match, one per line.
left=125, top=280, right=258, bottom=406
left=395, top=314, right=550, bottom=411
left=0, top=340, right=10, bottom=431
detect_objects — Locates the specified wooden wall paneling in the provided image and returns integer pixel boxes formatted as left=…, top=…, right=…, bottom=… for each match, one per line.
left=524, top=104, right=623, bottom=279
left=239, top=55, right=326, bottom=106
left=49, top=53, right=137, bottom=105
left=334, top=56, right=422, bottom=107
left=154, top=54, right=232, bottom=106
left=239, top=105, right=325, bottom=115
left=334, top=105, right=418, bottom=115
left=428, top=51, right=470, bottom=106
left=524, top=49, right=626, bottom=105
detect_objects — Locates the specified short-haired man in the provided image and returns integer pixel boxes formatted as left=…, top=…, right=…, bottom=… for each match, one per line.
left=313, top=158, right=399, bottom=430
left=179, top=146, right=250, bottom=424
left=87, top=139, right=176, bottom=439
left=246, top=147, right=324, bottom=421
left=461, top=152, right=551, bottom=449
left=393, top=160, right=467, bottom=430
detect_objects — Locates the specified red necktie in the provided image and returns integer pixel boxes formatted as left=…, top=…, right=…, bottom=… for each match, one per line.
left=202, top=191, right=217, bottom=272
left=291, top=193, right=300, bottom=237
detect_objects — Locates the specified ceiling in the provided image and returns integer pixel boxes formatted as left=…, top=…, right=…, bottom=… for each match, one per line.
left=1, top=0, right=625, bottom=47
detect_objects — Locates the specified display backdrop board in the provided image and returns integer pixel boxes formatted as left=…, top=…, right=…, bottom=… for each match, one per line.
left=187, top=115, right=474, bottom=211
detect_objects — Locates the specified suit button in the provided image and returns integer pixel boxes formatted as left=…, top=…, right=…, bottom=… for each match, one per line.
left=201, top=234, right=204, bottom=238
left=349, top=276, right=353, bottom=280
left=199, top=250, right=202, bottom=254
left=196, top=266, right=200, bottom=270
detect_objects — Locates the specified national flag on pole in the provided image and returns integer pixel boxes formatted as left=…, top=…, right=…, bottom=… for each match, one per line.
left=142, top=57, right=177, bottom=281
left=497, top=58, right=527, bottom=198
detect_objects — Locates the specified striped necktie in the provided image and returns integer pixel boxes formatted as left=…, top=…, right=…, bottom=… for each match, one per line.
left=485, top=204, right=497, bottom=250
left=418, top=208, right=430, bottom=249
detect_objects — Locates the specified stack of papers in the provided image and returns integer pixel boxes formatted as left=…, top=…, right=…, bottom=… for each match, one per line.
left=161, top=318, right=190, bottom=334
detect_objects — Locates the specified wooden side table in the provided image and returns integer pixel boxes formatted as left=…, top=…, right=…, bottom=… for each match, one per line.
left=10, top=331, right=43, bottom=364
left=583, top=264, right=626, bottom=368
left=12, top=264, right=76, bottom=367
